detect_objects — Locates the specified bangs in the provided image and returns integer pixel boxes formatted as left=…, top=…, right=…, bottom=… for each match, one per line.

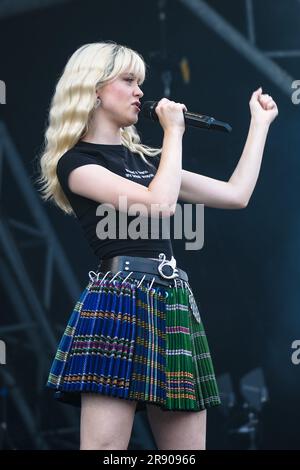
left=114, top=47, right=146, bottom=85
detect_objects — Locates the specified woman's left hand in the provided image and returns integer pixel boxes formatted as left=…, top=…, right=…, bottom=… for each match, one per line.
left=249, top=87, right=279, bottom=127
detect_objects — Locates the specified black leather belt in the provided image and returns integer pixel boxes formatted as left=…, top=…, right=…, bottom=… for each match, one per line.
left=96, top=254, right=188, bottom=288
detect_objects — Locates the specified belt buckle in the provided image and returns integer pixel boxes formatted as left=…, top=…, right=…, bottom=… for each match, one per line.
left=157, top=253, right=179, bottom=280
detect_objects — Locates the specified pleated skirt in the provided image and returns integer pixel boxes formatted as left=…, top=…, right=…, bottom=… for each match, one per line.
left=45, top=269, right=221, bottom=412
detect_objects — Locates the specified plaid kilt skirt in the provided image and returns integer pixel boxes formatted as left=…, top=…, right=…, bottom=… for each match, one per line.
left=45, top=268, right=221, bottom=412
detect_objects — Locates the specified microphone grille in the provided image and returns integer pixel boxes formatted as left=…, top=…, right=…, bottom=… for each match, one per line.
left=140, top=101, right=158, bottom=121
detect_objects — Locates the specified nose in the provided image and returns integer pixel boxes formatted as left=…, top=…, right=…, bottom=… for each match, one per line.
left=135, top=85, right=144, bottom=98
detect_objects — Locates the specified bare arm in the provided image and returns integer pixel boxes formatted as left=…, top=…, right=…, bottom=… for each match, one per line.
left=227, top=119, right=270, bottom=207
left=68, top=98, right=187, bottom=217
left=148, top=128, right=183, bottom=214
left=178, top=87, right=278, bottom=209
left=178, top=169, right=245, bottom=209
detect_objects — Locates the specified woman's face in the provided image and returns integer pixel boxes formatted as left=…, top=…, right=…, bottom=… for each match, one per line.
left=97, top=70, right=144, bottom=127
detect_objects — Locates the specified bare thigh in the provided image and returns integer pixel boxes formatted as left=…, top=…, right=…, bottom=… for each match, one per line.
left=146, top=404, right=207, bottom=450
left=80, top=393, right=137, bottom=450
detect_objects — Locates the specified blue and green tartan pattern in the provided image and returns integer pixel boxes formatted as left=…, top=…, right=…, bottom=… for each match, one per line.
left=46, top=272, right=221, bottom=411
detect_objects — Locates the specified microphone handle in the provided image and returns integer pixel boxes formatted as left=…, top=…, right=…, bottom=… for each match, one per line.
left=147, top=101, right=232, bottom=133
left=184, top=111, right=232, bottom=133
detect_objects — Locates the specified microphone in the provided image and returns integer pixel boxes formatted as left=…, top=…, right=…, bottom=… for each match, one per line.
left=140, top=100, right=232, bottom=133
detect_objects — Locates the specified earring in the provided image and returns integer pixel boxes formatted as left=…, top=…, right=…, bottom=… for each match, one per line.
left=94, top=97, right=101, bottom=109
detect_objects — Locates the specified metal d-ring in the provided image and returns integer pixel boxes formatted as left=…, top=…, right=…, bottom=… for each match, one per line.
left=157, top=253, right=179, bottom=280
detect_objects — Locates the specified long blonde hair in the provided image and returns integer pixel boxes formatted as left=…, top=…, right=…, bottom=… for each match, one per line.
left=36, top=41, right=161, bottom=216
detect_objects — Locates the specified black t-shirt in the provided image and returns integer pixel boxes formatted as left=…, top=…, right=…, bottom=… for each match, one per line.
left=56, top=140, right=174, bottom=260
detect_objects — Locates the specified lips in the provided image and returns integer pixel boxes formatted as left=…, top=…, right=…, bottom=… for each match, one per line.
left=132, top=102, right=141, bottom=109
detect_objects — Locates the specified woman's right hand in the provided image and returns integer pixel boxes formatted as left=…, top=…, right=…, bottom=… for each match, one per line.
left=155, top=98, right=187, bottom=134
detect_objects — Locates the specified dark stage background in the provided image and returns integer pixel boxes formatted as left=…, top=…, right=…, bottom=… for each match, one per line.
left=0, top=0, right=299, bottom=450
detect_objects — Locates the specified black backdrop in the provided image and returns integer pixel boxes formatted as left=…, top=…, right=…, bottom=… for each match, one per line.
left=0, top=0, right=299, bottom=449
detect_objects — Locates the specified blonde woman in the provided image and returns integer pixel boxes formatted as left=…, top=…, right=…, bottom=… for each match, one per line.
left=37, top=41, right=278, bottom=450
